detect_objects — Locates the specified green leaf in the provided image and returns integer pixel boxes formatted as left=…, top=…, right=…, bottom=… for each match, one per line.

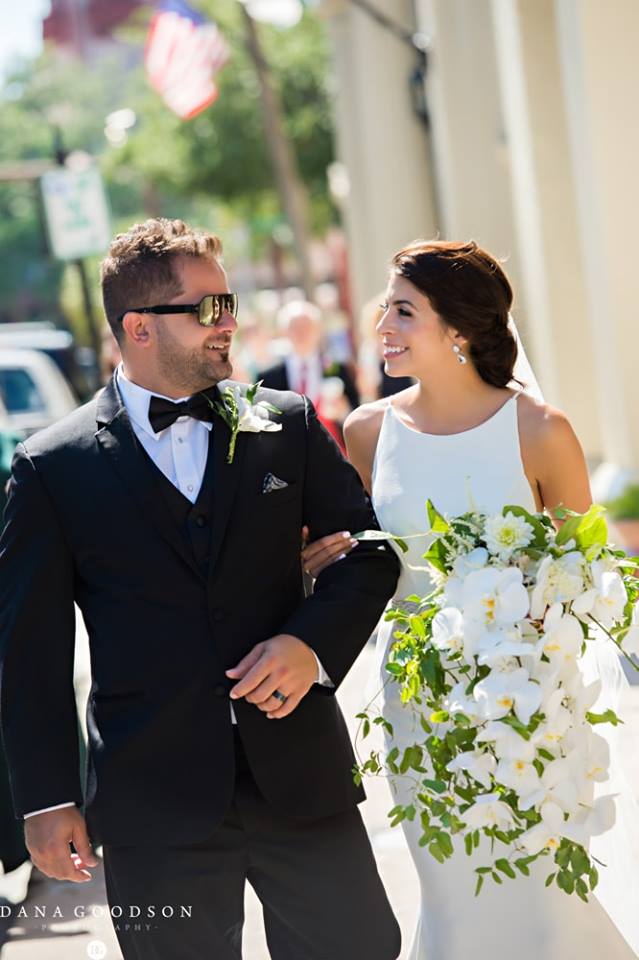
left=430, top=711, right=450, bottom=724
left=545, top=872, right=555, bottom=887
left=464, top=833, right=473, bottom=856
left=422, top=778, right=447, bottom=794
left=438, top=832, right=454, bottom=857
left=426, top=499, right=450, bottom=534
left=498, top=715, right=532, bottom=740
left=474, top=874, right=484, bottom=897
left=495, top=858, right=517, bottom=879
left=586, top=709, right=623, bottom=727
left=429, top=841, right=446, bottom=864
left=514, top=858, right=530, bottom=877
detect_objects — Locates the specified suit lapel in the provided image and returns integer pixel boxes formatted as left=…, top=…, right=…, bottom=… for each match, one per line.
left=207, top=408, right=247, bottom=577
left=94, top=377, right=206, bottom=582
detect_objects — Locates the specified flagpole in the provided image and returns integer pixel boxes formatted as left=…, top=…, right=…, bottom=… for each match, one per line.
left=240, top=4, right=315, bottom=300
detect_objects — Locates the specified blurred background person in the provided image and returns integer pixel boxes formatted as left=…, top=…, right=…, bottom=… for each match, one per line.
left=260, top=299, right=359, bottom=451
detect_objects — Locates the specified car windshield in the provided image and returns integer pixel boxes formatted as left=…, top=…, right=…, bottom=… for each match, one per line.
left=0, top=368, right=46, bottom=414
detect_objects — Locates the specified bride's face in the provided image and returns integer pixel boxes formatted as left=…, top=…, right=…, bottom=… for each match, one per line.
left=377, top=274, right=464, bottom=378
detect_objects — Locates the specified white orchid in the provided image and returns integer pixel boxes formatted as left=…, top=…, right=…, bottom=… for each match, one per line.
left=473, top=667, right=543, bottom=725
left=519, top=757, right=581, bottom=817
left=447, top=750, right=496, bottom=789
left=572, top=561, right=628, bottom=627
left=475, top=624, right=538, bottom=668
left=452, top=546, right=488, bottom=580
left=463, top=793, right=516, bottom=831
left=561, top=795, right=617, bottom=844
left=539, top=604, right=583, bottom=677
left=561, top=673, right=602, bottom=721
left=475, top=721, right=537, bottom=762
left=484, top=511, right=534, bottom=561
left=495, top=758, right=541, bottom=795
left=529, top=552, right=586, bottom=619
left=519, top=800, right=564, bottom=855
left=369, top=499, right=637, bottom=897
left=443, top=680, right=482, bottom=722
left=462, top=567, right=530, bottom=629
left=533, top=687, right=573, bottom=748
left=431, top=607, right=465, bottom=656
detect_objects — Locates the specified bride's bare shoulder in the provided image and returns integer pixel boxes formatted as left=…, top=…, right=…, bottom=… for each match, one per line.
left=516, top=391, right=580, bottom=455
left=344, top=398, right=388, bottom=437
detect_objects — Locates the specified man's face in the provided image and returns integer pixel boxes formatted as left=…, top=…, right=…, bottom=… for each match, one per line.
left=152, top=256, right=238, bottom=394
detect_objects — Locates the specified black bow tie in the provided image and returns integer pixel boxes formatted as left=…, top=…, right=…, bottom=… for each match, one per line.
left=148, top=388, right=217, bottom=433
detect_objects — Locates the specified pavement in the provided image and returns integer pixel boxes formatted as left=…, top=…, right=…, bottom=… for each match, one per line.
left=1, top=618, right=637, bottom=960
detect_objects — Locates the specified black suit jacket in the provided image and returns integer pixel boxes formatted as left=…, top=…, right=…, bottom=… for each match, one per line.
left=0, top=378, right=398, bottom=845
left=259, top=359, right=360, bottom=412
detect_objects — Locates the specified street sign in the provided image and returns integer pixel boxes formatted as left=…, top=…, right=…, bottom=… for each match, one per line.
left=40, top=166, right=111, bottom=261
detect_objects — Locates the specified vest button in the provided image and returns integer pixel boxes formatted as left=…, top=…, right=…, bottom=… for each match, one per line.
left=213, top=684, right=227, bottom=698
left=195, top=515, right=207, bottom=528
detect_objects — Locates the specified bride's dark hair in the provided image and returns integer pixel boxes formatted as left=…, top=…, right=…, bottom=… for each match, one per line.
left=391, top=239, right=518, bottom=389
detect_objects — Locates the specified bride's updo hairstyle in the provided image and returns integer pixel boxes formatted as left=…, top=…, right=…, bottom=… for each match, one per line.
left=391, top=239, right=518, bottom=388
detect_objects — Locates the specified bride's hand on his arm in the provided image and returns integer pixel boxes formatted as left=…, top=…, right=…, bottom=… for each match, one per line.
left=301, top=524, right=358, bottom=578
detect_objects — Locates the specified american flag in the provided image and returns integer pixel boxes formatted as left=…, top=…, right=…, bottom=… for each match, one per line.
left=145, top=0, right=231, bottom=120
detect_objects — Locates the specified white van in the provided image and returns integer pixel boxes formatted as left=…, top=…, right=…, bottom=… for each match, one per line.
left=0, top=348, right=78, bottom=437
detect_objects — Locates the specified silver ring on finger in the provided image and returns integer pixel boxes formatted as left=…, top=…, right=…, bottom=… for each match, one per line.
left=272, top=689, right=288, bottom=705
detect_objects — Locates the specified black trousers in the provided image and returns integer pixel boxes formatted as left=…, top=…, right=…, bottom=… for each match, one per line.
left=103, top=732, right=401, bottom=960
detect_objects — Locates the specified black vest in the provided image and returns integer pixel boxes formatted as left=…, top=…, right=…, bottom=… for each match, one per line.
left=138, top=429, right=216, bottom=577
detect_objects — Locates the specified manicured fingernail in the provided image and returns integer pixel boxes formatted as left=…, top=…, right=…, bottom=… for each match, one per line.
left=342, top=531, right=351, bottom=539
left=350, top=539, right=359, bottom=548
left=338, top=553, right=347, bottom=561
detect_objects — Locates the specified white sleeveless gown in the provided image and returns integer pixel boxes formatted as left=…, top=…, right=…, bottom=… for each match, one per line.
left=370, top=395, right=637, bottom=960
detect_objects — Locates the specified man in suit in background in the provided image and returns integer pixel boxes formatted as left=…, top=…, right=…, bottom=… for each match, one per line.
left=259, top=300, right=360, bottom=413
left=0, top=218, right=400, bottom=960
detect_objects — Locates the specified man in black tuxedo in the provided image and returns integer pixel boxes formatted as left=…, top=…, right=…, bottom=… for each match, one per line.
left=0, top=219, right=400, bottom=959
left=259, top=300, right=360, bottom=412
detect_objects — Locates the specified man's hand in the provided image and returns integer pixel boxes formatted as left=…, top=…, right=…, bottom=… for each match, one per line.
left=227, top=634, right=317, bottom=719
left=25, top=806, right=98, bottom=882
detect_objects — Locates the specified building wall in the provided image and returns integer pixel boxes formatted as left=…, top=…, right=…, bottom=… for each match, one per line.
left=322, top=0, right=438, bottom=321
left=326, top=0, right=638, bottom=480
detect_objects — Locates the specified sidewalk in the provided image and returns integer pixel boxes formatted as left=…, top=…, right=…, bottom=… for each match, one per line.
left=2, top=629, right=637, bottom=959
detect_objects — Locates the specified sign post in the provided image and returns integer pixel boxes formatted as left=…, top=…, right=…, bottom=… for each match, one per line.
left=40, top=165, right=110, bottom=357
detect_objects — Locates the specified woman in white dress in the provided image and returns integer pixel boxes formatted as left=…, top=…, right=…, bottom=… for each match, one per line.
left=303, top=240, right=636, bottom=959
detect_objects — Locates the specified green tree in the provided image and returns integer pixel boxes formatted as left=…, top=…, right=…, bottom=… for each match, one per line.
left=0, top=3, right=336, bottom=328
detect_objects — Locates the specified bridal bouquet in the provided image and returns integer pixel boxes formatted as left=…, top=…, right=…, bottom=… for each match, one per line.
left=355, top=503, right=639, bottom=899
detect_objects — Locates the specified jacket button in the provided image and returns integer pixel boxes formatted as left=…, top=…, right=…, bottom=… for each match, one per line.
left=212, top=610, right=224, bottom=622
left=213, top=684, right=227, bottom=698
left=195, top=515, right=207, bottom=528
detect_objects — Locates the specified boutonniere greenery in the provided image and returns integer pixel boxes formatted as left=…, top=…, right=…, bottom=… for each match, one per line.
left=205, top=381, right=282, bottom=464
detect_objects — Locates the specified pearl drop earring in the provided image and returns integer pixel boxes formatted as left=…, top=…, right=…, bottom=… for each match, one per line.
left=452, top=343, right=467, bottom=365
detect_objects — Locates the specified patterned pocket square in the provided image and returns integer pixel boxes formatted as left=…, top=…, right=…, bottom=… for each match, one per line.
left=262, top=473, right=290, bottom=494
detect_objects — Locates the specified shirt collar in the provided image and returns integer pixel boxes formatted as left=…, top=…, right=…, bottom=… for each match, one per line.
left=115, top=364, right=213, bottom=441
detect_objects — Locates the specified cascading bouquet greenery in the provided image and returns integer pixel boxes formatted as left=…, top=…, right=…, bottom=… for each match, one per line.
left=355, top=503, right=639, bottom=899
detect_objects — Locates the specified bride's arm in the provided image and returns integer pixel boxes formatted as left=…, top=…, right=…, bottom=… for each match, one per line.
left=302, top=403, right=386, bottom=577
left=519, top=395, right=592, bottom=525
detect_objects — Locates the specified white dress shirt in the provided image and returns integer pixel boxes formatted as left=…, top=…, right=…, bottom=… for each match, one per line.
left=25, top=366, right=331, bottom=819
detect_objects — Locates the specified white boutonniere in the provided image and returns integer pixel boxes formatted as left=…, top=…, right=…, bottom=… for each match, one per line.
left=206, top=380, right=282, bottom=464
